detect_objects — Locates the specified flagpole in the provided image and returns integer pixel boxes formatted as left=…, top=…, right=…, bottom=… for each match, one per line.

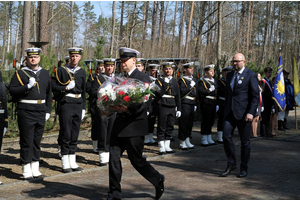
left=275, top=48, right=281, bottom=136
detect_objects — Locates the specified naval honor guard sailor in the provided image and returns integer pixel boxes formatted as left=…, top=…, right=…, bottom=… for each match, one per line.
left=52, top=47, right=86, bottom=173
left=9, top=47, right=52, bottom=180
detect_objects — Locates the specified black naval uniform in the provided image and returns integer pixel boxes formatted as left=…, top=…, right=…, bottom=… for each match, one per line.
left=90, top=74, right=116, bottom=152
left=198, top=77, right=217, bottom=136
left=155, top=76, right=181, bottom=141
left=178, top=76, right=198, bottom=141
left=148, top=76, right=159, bottom=135
left=86, top=73, right=98, bottom=142
left=52, top=65, right=86, bottom=155
left=108, top=68, right=162, bottom=199
left=0, top=81, right=8, bottom=152
left=260, top=77, right=273, bottom=136
left=217, top=77, right=226, bottom=132
left=9, top=67, right=52, bottom=164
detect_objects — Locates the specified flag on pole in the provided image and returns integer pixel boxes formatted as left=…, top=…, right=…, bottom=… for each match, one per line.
left=292, top=55, right=300, bottom=106
left=272, top=55, right=286, bottom=111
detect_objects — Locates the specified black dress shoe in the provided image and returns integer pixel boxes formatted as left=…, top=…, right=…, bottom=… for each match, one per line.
left=237, top=170, right=247, bottom=178
left=159, top=151, right=166, bottom=155
left=107, top=197, right=121, bottom=200
left=166, top=150, right=176, bottom=154
left=62, top=168, right=72, bottom=173
left=219, top=165, right=237, bottom=177
left=201, top=143, right=210, bottom=147
left=71, top=167, right=83, bottom=172
left=155, top=174, right=165, bottom=199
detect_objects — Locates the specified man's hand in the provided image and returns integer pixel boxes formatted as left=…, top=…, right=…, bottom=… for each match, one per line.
left=109, top=105, right=129, bottom=113
left=190, top=80, right=195, bottom=87
left=27, top=77, right=36, bottom=89
left=66, top=80, right=75, bottom=90
left=176, top=111, right=181, bottom=118
left=245, top=113, right=253, bottom=121
left=45, top=113, right=50, bottom=121
left=209, top=85, right=215, bottom=92
left=81, top=110, right=85, bottom=120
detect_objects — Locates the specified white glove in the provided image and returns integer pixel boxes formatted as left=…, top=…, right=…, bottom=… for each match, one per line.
left=194, top=106, right=197, bottom=112
left=147, top=111, right=150, bottom=116
left=190, top=81, right=195, bottom=87
left=209, top=85, right=215, bottom=92
left=261, top=107, right=264, bottom=112
left=3, top=127, right=7, bottom=136
left=66, top=80, right=75, bottom=90
left=27, top=77, right=36, bottom=89
left=216, top=105, right=219, bottom=113
left=45, top=113, right=50, bottom=121
left=81, top=109, right=85, bottom=120
left=271, top=108, right=275, bottom=114
left=176, top=111, right=181, bottom=118
left=164, top=77, right=170, bottom=83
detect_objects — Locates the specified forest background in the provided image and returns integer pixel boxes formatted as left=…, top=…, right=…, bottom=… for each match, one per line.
left=0, top=1, right=299, bottom=136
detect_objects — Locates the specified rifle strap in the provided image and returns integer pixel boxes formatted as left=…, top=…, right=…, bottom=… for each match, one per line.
left=55, top=67, right=72, bottom=85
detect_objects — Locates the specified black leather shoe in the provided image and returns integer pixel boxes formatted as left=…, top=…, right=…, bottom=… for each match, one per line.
left=62, top=168, right=72, bottom=173
left=71, top=167, right=83, bottom=172
left=155, top=174, right=165, bottom=200
left=159, top=151, right=166, bottom=155
left=219, top=165, right=237, bottom=177
left=107, top=198, right=121, bottom=200
left=166, top=150, right=176, bottom=154
left=201, top=143, right=210, bottom=147
left=237, top=170, right=247, bottom=178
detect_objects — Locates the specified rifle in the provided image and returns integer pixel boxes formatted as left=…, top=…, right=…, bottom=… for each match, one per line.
left=11, top=53, right=17, bottom=120
left=53, top=52, right=61, bottom=123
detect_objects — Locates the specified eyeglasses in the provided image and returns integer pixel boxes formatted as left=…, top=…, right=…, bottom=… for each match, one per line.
left=231, top=60, right=244, bottom=63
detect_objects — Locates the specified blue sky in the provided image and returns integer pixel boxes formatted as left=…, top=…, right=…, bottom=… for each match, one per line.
left=77, top=1, right=113, bottom=18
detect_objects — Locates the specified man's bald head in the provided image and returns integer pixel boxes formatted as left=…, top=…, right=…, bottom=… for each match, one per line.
left=232, top=53, right=246, bottom=72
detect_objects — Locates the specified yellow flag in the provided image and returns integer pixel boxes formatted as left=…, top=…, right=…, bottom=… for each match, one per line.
left=292, top=55, right=300, bottom=106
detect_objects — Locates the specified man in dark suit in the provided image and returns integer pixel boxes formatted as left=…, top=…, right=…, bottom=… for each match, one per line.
left=220, top=53, right=259, bottom=178
left=107, top=47, right=164, bottom=200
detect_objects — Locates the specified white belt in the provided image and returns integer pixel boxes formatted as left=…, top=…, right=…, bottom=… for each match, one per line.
left=162, top=94, right=174, bottom=98
left=19, top=99, right=46, bottom=104
left=219, top=97, right=225, bottom=100
left=206, top=96, right=216, bottom=100
left=66, top=93, right=81, bottom=99
left=0, top=109, right=4, bottom=114
left=185, top=96, right=196, bottom=100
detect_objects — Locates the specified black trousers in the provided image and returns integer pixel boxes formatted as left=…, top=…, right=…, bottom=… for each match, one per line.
left=223, top=111, right=251, bottom=170
left=260, top=96, right=272, bottom=136
left=58, top=103, right=82, bottom=155
left=157, top=105, right=175, bottom=141
left=98, top=112, right=116, bottom=152
left=148, top=102, right=159, bottom=133
left=108, top=135, right=161, bottom=199
left=200, top=103, right=216, bottom=135
left=217, top=104, right=225, bottom=132
left=178, top=104, right=194, bottom=140
left=90, top=105, right=100, bottom=141
left=17, top=109, right=45, bottom=164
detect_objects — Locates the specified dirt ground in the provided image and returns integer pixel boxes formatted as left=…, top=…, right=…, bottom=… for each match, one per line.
left=1, top=108, right=299, bottom=185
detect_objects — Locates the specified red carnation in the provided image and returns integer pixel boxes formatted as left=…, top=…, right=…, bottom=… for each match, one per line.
left=144, top=82, right=150, bottom=88
left=121, top=80, right=127, bottom=85
left=117, top=91, right=125, bottom=95
left=123, top=96, right=130, bottom=102
left=144, top=95, right=149, bottom=101
left=102, top=95, right=108, bottom=101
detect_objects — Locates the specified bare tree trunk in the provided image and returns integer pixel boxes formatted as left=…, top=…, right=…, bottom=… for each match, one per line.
left=33, top=3, right=37, bottom=42
left=171, top=1, right=178, bottom=57
left=129, top=2, right=137, bottom=48
left=268, top=1, right=275, bottom=58
left=110, top=1, right=115, bottom=56
left=21, top=1, right=31, bottom=58
left=150, top=1, right=158, bottom=57
left=249, top=2, right=254, bottom=60
left=185, top=1, right=194, bottom=58
left=141, top=1, right=149, bottom=52
left=38, top=1, right=49, bottom=55
left=158, top=1, right=164, bottom=56
left=14, top=1, right=22, bottom=59
left=119, top=1, right=124, bottom=45
left=217, top=1, right=223, bottom=60
left=195, top=1, right=207, bottom=59
left=71, top=1, right=74, bottom=46
left=178, top=2, right=186, bottom=58
left=262, top=1, right=270, bottom=64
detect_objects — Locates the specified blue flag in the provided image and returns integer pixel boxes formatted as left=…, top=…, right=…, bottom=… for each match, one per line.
left=272, top=56, right=286, bottom=111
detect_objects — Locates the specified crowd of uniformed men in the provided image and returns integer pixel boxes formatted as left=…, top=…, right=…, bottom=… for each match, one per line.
left=1, top=46, right=260, bottom=199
